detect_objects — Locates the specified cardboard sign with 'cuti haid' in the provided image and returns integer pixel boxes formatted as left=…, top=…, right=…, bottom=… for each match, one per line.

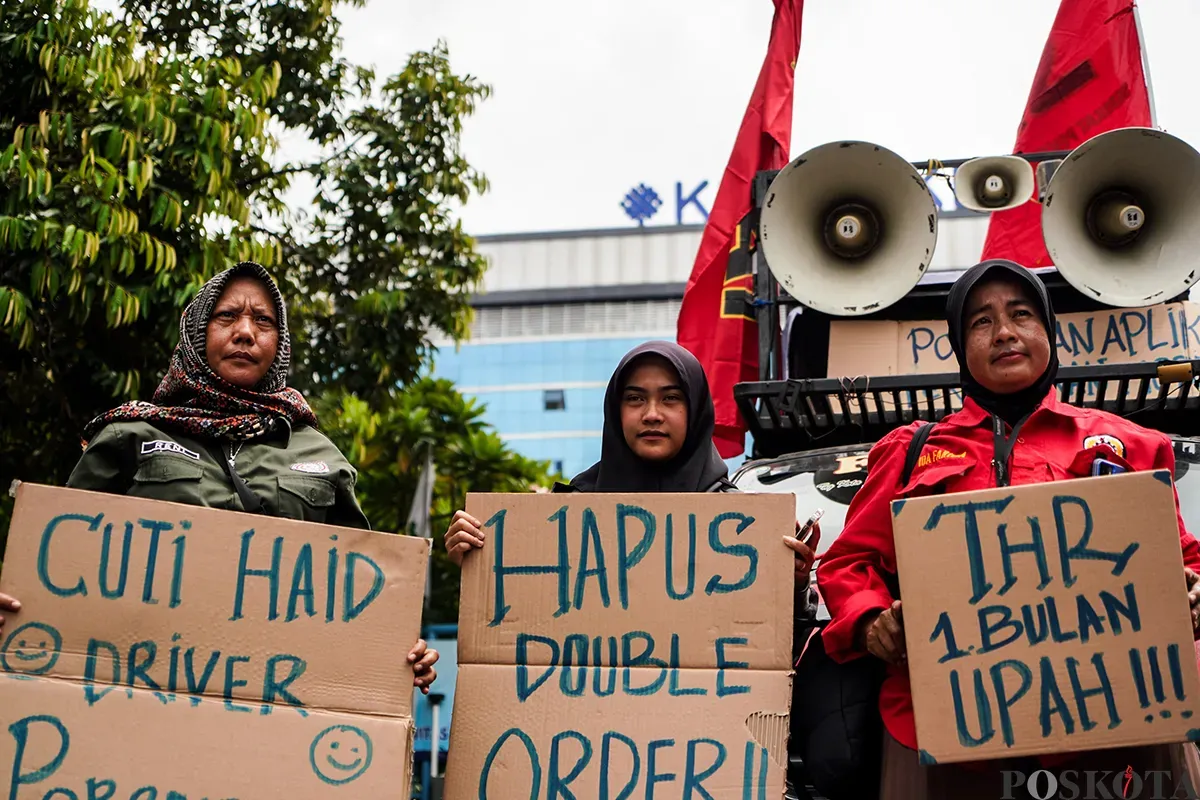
left=891, top=470, right=1200, bottom=764
left=446, top=492, right=796, bottom=799
left=0, top=483, right=429, bottom=798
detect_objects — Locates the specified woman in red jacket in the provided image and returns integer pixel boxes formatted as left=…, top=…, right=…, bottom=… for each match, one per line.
left=816, top=259, right=1200, bottom=797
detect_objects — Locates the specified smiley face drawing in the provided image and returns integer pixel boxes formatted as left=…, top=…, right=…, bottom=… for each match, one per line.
left=309, top=725, right=373, bottom=786
left=0, top=622, right=63, bottom=676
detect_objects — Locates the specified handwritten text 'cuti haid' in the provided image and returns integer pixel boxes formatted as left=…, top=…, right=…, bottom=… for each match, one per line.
left=10, top=511, right=389, bottom=717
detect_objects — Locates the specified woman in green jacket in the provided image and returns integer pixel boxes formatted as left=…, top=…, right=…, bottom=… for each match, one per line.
left=67, top=262, right=368, bottom=528
left=1, top=262, right=438, bottom=691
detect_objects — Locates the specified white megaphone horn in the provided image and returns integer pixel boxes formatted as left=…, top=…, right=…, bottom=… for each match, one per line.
left=952, top=155, right=1036, bottom=212
left=1041, top=127, right=1200, bottom=307
left=758, top=141, right=938, bottom=316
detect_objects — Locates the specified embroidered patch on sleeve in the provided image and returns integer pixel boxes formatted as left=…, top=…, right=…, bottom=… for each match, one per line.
left=140, top=440, right=201, bottom=460
left=916, top=449, right=968, bottom=469
left=290, top=461, right=330, bottom=474
left=1083, top=434, right=1126, bottom=459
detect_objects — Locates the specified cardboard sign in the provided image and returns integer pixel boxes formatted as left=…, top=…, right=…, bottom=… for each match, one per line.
left=0, top=483, right=429, bottom=797
left=445, top=492, right=796, bottom=798
left=828, top=301, right=1200, bottom=396
left=891, top=471, right=1200, bottom=764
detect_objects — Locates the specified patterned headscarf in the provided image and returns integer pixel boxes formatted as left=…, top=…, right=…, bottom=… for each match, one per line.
left=81, top=262, right=318, bottom=444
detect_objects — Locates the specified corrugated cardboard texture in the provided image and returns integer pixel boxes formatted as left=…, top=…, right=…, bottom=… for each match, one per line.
left=828, top=301, right=1200, bottom=388
left=891, top=471, right=1200, bottom=764
left=0, top=483, right=429, bottom=797
left=448, top=664, right=790, bottom=797
left=0, top=672, right=412, bottom=796
left=458, top=493, right=794, bottom=670
left=447, top=492, right=795, bottom=798
left=827, top=320, right=902, bottom=377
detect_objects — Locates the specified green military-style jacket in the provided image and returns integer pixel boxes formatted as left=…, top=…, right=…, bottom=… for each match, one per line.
left=65, top=419, right=370, bottom=530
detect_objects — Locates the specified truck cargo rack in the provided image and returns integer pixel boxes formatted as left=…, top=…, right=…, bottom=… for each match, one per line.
left=735, top=361, right=1200, bottom=458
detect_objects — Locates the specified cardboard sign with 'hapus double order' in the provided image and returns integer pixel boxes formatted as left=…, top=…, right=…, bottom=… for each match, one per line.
left=446, top=492, right=796, bottom=799
left=892, top=470, right=1200, bottom=764
left=0, top=483, right=429, bottom=798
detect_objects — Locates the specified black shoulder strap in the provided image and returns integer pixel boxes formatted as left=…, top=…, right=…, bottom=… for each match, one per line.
left=900, top=422, right=936, bottom=487
left=211, top=441, right=265, bottom=513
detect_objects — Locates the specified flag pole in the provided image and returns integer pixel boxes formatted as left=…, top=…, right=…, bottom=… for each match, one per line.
left=404, top=438, right=436, bottom=613
left=1132, top=2, right=1158, bottom=127
left=421, top=442, right=434, bottom=614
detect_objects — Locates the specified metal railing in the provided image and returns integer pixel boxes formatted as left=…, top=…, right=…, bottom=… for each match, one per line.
left=735, top=361, right=1200, bottom=457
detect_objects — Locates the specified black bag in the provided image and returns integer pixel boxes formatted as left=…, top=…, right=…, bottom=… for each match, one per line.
left=789, top=422, right=936, bottom=799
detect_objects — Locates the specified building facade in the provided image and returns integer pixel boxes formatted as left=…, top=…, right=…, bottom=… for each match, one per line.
left=431, top=208, right=991, bottom=479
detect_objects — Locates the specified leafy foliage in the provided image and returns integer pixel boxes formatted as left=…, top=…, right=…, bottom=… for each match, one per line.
left=315, top=380, right=555, bottom=622
left=291, top=45, right=491, bottom=401
left=1, top=0, right=283, bottom=527
left=0, top=0, right=555, bottom=614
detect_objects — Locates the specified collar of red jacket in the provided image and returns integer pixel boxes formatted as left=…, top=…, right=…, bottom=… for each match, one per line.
left=945, top=389, right=1086, bottom=428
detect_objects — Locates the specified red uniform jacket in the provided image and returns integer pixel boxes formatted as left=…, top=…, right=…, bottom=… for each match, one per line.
left=817, top=391, right=1200, bottom=761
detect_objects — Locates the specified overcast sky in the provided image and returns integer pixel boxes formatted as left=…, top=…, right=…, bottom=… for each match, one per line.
left=322, top=1, right=1200, bottom=237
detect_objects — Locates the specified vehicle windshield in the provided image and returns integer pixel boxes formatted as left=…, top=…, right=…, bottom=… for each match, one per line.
left=733, top=437, right=1200, bottom=619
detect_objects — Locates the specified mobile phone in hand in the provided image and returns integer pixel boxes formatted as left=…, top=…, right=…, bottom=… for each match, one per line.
left=798, top=508, right=825, bottom=547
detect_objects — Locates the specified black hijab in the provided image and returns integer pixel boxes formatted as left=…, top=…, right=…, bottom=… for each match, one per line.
left=945, top=259, right=1059, bottom=425
left=567, top=341, right=731, bottom=492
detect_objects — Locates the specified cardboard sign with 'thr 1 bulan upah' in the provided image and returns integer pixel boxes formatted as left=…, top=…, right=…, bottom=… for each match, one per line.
left=446, top=491, right=796, bottom=799
left=892, top=470, right=1200, bottom=765
left=0, top=483, right=429, bottom=798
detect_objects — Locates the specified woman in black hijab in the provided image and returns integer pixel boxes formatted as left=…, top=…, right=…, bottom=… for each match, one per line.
left=559, top=340, right=734, bottom=493
left=817, top=259, right=1200, bottom=798
left=444, top=341, right=818, bottom=577
left=944, top=258, right=1060, bottom=428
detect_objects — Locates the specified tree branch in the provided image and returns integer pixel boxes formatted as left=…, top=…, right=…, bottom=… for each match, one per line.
left=237, top=133, right=366, bottom=190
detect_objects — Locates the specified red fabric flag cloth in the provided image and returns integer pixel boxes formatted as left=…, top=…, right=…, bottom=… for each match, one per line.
left=676, top=0, right=804, bottom=458
left=980, top=0, right=1151, bottom=267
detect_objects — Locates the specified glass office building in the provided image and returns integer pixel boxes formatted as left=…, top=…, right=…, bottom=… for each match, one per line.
left=431, top=299, right=684, bottom=479
left=432, top=207, right=987, bottom=479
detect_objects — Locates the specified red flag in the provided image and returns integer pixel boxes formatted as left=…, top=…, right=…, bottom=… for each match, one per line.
left=980, top=0, right=1151, bottom=267
left=676, top=0, right=804, bottom=458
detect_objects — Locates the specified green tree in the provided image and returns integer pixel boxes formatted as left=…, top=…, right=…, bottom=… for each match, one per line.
left=1, top=0, right=284, bottom=516
left=0, top=0, right=555, bottom=594
left=315, top=379, right=555, bottom=622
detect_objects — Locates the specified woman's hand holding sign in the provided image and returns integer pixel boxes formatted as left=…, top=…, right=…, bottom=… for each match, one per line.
left=0, top=592, right=21, bottom=634
left=1186, top=568, right=1200, bottom=631
left=445, top=510, right=485, bottom=566
left=408, top=639, right=440, bottom=694
left=861, top=600, right=906, bottom=665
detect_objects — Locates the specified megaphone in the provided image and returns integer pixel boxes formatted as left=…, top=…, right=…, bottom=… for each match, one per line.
left=1042, top=127, right=1200, bottom=307
left=1035, top=159, right=1063, bottom=202
left=952, top=155, right=1035, bottom=212
left=758, top=141, right=938, bottom=316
